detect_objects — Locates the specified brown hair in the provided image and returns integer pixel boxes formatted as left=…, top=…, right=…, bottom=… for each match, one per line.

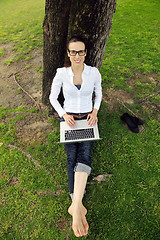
left=64, top=35, right=87, bottom=67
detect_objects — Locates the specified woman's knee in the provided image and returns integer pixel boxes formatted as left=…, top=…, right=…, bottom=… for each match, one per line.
left=74, top=162, right=91, bottom=175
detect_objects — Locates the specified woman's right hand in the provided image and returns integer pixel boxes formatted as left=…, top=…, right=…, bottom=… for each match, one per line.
left=63, top=113, right=76, bottom=126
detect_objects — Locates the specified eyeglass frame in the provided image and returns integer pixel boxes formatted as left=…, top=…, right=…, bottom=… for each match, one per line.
left=68, top=49, right=86, bottom=56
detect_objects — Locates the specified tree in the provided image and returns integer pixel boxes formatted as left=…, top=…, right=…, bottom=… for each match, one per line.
left=42, top=0, right=116, bottom=107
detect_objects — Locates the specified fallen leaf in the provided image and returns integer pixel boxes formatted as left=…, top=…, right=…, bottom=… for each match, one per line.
left=92, top=173, right=113, bottom=183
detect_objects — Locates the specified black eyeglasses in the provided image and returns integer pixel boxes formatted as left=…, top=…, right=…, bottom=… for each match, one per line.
left=68, top=49, right=86, bottom=56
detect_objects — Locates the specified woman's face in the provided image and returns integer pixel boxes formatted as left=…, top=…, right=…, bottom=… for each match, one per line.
left=67, top=41, right=87, bottom=67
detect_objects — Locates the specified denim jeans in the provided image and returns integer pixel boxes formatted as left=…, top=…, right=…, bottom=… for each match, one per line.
left=61, top=113, right=94, bottom=194
left=65, top=141, right=93, bottom=194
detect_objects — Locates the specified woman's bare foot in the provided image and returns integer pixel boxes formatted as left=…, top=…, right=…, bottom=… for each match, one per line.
left=68, top=203, right=89, bottom=237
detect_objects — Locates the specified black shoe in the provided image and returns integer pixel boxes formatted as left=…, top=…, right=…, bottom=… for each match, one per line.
left=120, top=113, right=140, bottom=133
left=132, top=116, right=144, bottom=125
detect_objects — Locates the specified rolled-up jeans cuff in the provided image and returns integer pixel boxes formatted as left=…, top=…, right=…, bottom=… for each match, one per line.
left=74, top=163, right=91, bottom=175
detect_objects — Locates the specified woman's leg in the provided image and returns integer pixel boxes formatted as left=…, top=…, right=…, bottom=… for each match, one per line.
left=68, top=141, right=93, bottom=237
left=65, top=143, right=78, bottom=195
left=68, top=172, right=89, bottom=237
left=75, top=141, right=93, bottom=175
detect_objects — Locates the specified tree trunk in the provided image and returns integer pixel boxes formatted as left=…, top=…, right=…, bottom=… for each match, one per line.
left=42, top=0, right=71, bottom=106
left=68, top=0, right=116, bottom=69
left=42, top=0, right=116, bottom=107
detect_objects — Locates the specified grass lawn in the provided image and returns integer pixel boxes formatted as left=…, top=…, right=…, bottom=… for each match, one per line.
left=0, top=0, right=160, bottom=239
left=0, top=0, right=44, bottom=64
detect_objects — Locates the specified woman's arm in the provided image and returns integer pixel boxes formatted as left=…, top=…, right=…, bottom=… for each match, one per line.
left=49, top=69, right=66, bottom=117
left=87, top=68, right=102, bottom=126
left=93, top=68, right=102, bottom=111
left=49, top=69, right=76, bottom=126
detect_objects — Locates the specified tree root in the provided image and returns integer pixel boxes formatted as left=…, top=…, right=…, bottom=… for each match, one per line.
left=8, top=73, right=42, bottom=111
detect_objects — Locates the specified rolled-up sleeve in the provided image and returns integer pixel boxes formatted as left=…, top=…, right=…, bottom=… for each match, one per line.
left=49, top=69, right=66, bottom=117
left=93, top=68, right=102, bottom=110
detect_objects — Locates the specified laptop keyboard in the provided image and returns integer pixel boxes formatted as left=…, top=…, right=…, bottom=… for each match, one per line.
left=65, top=128, right=94, bottom=141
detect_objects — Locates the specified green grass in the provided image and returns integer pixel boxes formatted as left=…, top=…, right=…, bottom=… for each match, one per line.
left=101, top=0, right=160, bottom=89
left=0, top=105, right=160, bottom=239
left=0, top=0, right=160, bottom=239
left=0, top=0, right=44, bottom=62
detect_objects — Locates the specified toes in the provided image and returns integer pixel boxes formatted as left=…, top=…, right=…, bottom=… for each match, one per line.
left=81, top=215, right=89, bottom=235
left=72, top=221, right=88, bottom=237
left=78, top=228, right=87, bottom=237
left=72, top=224, right=80, bottom=237
left=69, top=204, right=89, bottom=237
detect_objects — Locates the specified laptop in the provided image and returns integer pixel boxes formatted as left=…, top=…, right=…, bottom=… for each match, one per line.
left=59, top=119, right=101, bottom=143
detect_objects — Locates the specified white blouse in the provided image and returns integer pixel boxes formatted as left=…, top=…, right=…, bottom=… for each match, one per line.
left=49, top=63, right=102, bottom=117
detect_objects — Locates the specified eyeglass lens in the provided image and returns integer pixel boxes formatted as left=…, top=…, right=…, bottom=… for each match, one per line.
left=68, top=50, right=85, bottom=56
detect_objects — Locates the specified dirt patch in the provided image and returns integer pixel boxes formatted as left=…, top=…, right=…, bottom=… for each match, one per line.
left=103, top=88, right=134, bottom=111
left=0, top=44, right=57, bottom=145
left=103, top=72, right=160, bottom=120
left=127, top=72, right=160, bottom=86
left=15, top=112, right=56, bottom=145
left=0, top=43, right=43, bottom=109
left=107, top=88, right=134, bottom=104
left=35, top=189, right=63, bottom=196
left=56, top=217, right=71, bottom=231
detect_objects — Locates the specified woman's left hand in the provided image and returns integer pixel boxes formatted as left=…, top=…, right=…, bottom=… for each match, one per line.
left=87, top=109, right=98, bottom=126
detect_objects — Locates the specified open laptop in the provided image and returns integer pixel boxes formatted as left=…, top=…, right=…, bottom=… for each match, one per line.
left=59, top=119, right=101, bottom=143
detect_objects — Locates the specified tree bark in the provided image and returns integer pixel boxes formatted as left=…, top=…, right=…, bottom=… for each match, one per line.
left=42, top=0, right=116, bottom=107
left=68, top=0, right=116, bottom=69
left=42, top=0, right=71, bottom=106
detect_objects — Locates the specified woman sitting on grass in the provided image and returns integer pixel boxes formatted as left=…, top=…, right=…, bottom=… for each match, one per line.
left=49, top=35, right=102, bottom=237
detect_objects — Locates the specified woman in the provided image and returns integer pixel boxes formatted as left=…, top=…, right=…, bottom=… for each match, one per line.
left=49, top=36, right=102, bottom=237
